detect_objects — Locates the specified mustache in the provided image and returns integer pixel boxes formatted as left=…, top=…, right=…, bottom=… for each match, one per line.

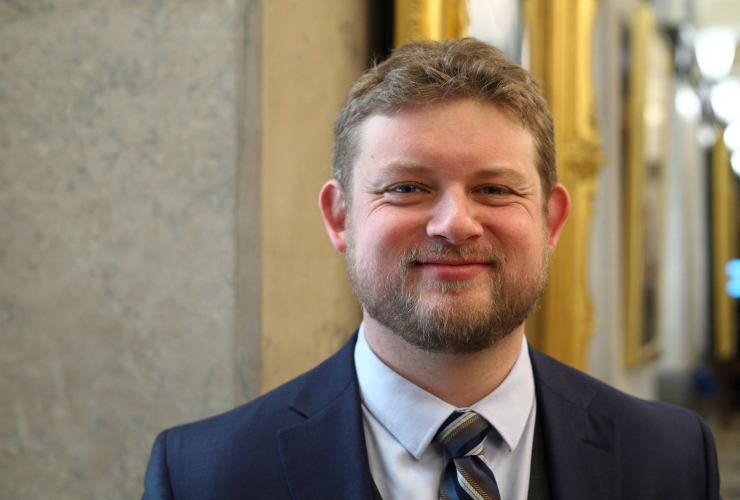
left=396, top=243, right=506, bottom=269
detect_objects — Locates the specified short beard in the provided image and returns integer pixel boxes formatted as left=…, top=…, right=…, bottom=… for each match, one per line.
left=346, top=234, right=550, bottom=355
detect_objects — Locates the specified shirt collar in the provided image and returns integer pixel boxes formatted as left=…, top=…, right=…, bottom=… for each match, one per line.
left=354, top=324, right=535, bottom=459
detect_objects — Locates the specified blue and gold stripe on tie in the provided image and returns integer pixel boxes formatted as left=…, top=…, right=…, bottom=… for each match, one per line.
left=435, top=410, right=501, bottom=500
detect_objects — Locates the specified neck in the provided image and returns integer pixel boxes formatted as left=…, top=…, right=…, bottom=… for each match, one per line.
left=363, top=315, right=525, bottom=408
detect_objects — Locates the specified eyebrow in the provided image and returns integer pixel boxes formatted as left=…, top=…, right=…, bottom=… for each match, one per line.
left=471, top=167, right=530, bottom=184
left=380, top=162, right=530, bottom=184
left=381, top=162, right=433, bottom=176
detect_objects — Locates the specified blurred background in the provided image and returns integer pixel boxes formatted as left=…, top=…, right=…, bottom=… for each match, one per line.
left=1, top=0, right=739, bottom=497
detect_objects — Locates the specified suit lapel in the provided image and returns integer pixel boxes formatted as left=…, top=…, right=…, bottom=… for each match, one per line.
left=529, top=347, right=621, bottom=500
left=279, top=332, right=376, bottom=500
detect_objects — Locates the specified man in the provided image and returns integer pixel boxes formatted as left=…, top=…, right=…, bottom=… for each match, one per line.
left=142, top=39, right=721, bottom=500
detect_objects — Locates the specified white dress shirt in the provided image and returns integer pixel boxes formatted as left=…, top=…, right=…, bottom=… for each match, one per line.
left=354, top=324, right=536, bottom=500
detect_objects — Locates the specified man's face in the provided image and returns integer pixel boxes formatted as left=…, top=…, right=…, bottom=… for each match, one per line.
left=329, top=99, right=566, bottom=354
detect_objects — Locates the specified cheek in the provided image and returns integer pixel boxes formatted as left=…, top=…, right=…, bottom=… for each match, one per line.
left=484, top=214, right=545, bottom=255
left=357, top=209, right=427, bottom=250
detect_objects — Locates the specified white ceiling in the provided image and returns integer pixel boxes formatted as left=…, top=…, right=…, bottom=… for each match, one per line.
left=696, top=0, right=740, bottom=30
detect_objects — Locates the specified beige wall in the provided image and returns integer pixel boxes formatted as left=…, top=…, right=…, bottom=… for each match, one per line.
left=260, top=0, right=364, bottom=392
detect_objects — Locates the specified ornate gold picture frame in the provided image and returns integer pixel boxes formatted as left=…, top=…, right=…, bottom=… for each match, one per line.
left=623, top=3, right=672, bottom=366
left=711, top=131, right=738, bottom=362
left=523, top=0, right=602, bottom=370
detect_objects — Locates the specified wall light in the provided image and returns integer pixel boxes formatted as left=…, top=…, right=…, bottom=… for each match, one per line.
left=724, top=122, right=740, bottom=150
left=732, top=150, right=740, bottom=177
left=675, top=84, right=702, bottom=119
left=696, top=27, right=737, bottom=80
left=711, top=78, right=740, bottom=123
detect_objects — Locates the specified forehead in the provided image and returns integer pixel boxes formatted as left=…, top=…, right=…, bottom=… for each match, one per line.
left=354, top=100, right=537, bottom=183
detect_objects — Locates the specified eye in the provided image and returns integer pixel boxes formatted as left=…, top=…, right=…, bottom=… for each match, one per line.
left=480, top=186, right=508, bottom=195
left=391, top=184, right=421, bottom=194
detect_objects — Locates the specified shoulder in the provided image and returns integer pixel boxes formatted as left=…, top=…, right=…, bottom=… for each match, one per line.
left=163, top=370, right=309, bottom=453
left=529, top=346, right=719, bottom=498
left=529, top=346, right=711, bottom=436
left=163, top=330, right=359, bottom=445
left=530, top=346, right=706, bottom=429
left=143, top=332, right=360, bottom=499
left=143, top=370, right=315, bottom=499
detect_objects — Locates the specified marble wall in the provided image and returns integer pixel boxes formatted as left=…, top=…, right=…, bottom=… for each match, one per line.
left=0, top=1, right=240, bottom=497
left=0, top=0, right=367, bottom=497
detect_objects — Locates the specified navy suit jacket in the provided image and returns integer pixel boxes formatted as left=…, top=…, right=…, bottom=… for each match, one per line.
left=142, top=332, right=721, bottom=499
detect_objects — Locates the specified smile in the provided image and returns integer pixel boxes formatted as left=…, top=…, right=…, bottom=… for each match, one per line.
left=415, top=261, right=491, bottom=281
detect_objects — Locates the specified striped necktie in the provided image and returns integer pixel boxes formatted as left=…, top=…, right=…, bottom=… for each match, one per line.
left=435, top=410, right=501, bottom=500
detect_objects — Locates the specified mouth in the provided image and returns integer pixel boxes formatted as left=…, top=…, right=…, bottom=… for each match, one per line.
left=416, top=257, right=492, bottom=266
left=414, top=259, right=492, bottom=280
left=398, top=243, right=504, bottom=282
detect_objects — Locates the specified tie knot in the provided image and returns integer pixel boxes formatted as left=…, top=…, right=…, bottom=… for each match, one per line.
left=435, top=410, right=491, bottom=458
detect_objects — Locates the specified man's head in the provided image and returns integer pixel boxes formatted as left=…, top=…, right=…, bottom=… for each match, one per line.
left=319, top=39, right=570, bottom=355
left=333, top=38, right=557, bottom=204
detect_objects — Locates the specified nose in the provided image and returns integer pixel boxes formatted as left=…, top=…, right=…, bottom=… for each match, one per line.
left=426, top=189, right=483, bottom=244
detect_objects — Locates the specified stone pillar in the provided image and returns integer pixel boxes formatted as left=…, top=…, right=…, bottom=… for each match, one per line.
left=0, top=0, right=367, bottom=497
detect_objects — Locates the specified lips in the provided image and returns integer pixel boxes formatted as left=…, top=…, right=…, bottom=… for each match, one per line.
left=418, top=257, right=491, bottom=266
left=415, top=260, right=491, bottom=280
left=398, top=243, right=503, bottom=281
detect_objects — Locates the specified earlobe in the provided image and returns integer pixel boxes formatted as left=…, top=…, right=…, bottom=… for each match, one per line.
left=545, top=184, right=571, bottom=252
left=318, top=180, right=348, bottom=252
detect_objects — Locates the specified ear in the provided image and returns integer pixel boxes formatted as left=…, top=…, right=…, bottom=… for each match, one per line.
left=319, top=180, right=348, bottom=252
left=545, top=183, right=571, bottom=252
